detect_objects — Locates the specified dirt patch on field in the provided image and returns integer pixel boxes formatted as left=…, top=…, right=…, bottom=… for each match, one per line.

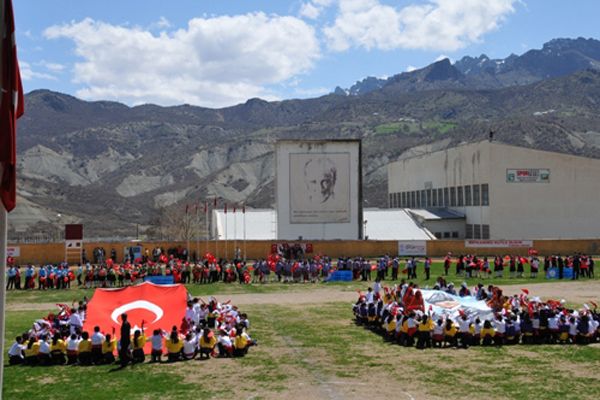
left=6, top=280, right=600, bottom=312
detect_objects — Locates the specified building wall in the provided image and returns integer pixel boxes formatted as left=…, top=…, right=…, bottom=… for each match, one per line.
left=388, top=141, right=492, bottom=228
left=423, top=219, right=466, bottom=239
left=9, top=239, right=600, bottom=264
left=488, top=143, right=600, bottom=239
left=388, top=141, right=600, bottom=239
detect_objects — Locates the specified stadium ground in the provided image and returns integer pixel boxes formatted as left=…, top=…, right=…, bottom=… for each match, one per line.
left=3, top=266, right=599, bottom=400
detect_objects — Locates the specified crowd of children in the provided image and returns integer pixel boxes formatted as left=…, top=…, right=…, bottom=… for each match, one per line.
left=7, top=296, right=256, bottom=367
left=353, top=281, right=600, bottom=349
left=5, top=251, right=596, bottom=292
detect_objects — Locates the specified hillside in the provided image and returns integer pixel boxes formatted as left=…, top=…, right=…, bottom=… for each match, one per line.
left=9, top=42, right=600, bottom=239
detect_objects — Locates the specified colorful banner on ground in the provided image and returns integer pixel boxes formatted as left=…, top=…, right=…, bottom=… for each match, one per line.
left=83, top=282, right=187, bottom=353
left=421, top=290, right=493, bottom=322
left=465, top=240, right=533, bottom=248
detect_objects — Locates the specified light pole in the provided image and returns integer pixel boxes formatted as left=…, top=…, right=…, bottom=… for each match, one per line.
left=55, top=213, right=62, bottom=243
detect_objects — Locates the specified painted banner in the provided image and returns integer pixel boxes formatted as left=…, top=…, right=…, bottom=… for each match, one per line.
left=289, top=152, right=351, bottom=224
left=7, top=246, right=20, bottom=257
left=397, top=240, right=427, bottom=256
left=83, top=282, right=187, bottom=354
left=422, top=290, right=493, bottom=322
left=465, top=239, right=533, bottom=248
left=506, top=168, right=550, bottom=183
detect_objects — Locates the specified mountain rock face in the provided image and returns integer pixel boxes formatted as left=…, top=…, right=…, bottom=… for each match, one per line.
left=338, top=37, right=600, bottom=96
left=9, top=38, right=600, bottom=239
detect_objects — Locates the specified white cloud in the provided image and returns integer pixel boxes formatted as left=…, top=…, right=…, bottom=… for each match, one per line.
left=20, top=61, right=57, bottom=81
left=299, top=0, right=335, bottom=19
left=37, top=60, right=65, bottom=72
left=300, top=3, right=321, bottom=19
left=324, top=0, right=517, bottom=52
left=294, top=86, right=329, bottom=97
left=44, top=13, right=320, bottom=108
left=156, top=16, right=171, bottom=29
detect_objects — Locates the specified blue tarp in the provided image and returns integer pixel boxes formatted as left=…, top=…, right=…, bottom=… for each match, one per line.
left=143, top=275, right=174, bottom=285
left=325, top=270, right=353, bottom=282
left=546, top=267, right=573, bottom=279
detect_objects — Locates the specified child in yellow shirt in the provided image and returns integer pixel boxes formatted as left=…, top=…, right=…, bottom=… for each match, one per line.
left=102, top=334, right=117, bottom=364
left=78, top=331, right=92, bottom=365
left=199, top=328, right=217, bottom=359
left=24, top=337, right=40, bottom=366
left=132, top=330, right=146, bottom=363
left=50, top=334, right=66, bottom=365
left=443, top=319, right=458, bottom=348
left=165, top=330, right=183, bottom=362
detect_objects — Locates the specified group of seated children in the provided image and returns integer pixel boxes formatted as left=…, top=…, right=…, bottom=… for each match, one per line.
left=7, top=297, right=256, bottom=366
left=353, top=284, right=600, bottom=349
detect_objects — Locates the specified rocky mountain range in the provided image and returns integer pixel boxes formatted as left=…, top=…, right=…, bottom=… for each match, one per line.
left=335, top=37, right=600, bottom=95
left=9, top=37, right=600, bottom=240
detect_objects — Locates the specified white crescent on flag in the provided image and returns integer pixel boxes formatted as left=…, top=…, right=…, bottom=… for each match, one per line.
left=110, top=300, right=164, bottom=324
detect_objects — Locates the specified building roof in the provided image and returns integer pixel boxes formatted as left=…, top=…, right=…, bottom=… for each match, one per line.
left=212, top=208, right=435, bottom=241
left=212, top=209, right=277, bottom=240
left=407, top=208, right=465, bottom=221
left=363, top=209, right=436, bottom=240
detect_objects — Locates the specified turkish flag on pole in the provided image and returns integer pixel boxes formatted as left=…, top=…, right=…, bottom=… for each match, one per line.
left=83, top=282, right=187, bottom=354
left=0, top=0, right=25, bottom=212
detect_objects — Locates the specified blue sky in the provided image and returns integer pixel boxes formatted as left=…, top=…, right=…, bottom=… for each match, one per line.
left=15, top=0, right=600, bottom=108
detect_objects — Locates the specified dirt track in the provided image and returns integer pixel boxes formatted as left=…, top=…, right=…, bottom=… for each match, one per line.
left=7, top=280, right=599, bottom=312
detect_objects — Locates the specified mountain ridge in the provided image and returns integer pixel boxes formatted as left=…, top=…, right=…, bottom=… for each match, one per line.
left=9, top=39, right=600, bottom=239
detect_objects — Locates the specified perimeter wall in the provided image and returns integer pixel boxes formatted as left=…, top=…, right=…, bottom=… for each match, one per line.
left=7, top=239, right=600, bottom=264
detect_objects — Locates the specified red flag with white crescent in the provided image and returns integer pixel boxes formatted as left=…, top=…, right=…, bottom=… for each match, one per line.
left=0, top=0, right=24, bottom=212
left=83, top=282, right=187, bottom=354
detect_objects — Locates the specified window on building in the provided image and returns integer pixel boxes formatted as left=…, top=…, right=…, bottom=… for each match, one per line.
left=411, top=191, right=416, bottom=208
left=416, top=191, right=421, bottom=208
left=401, top=192, right=406, bottom=208
left=420, top=190, right=426, bottom=207
left=437, top=188, right=443, bottom=207
left=434, top=232, right=442, bottom=239
left=450, top=187, right=456, bottom=207
left=389, top=193, right=394, bottom=208
left=395, top=193, right=400, bottom=208
left=457, top=186, right=464, bottom=207
left=452, top=231, right=459, bottom=238
left=482, top=224, right=490, bottom=239
left=481, top=184, right=489, bottom=206
left=443, top=188, right=449, bottom=207
left=473, top=184, right=480, bottom=206
left=465, top=185, right=472, bottom=206
left=443, top=232, right=450, bottom=238
left=432, top=189, right=438, bottom=207
left=466, top=224, right=473, bottom=239
left=474, top=224, right=481, bottom=239
left=426, top=189, right=432, bottom=208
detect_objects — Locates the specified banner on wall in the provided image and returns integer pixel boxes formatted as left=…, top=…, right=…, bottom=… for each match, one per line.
left=397, top=240, right=427, bottom=256
left=7, top=246, right=20, bottom=257
left=506, top=168, right=550, bottom=183
left=289, top=152, right=351, bottom=224
left=465, top=240, right=533, bottom=248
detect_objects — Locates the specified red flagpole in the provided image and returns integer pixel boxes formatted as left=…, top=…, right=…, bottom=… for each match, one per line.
left=1, top=0, right=25, bottom=390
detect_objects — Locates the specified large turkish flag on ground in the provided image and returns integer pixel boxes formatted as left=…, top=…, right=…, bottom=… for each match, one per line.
left=83, top=282, right=187, bottom=353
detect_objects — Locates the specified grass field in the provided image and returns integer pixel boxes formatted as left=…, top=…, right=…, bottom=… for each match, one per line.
left=3, top=262, right=600, bottom=399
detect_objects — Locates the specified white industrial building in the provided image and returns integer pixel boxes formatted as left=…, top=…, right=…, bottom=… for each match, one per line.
left=212, top=208, right=434, bottom=241
left=387, top=140, right=600, bottom=240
